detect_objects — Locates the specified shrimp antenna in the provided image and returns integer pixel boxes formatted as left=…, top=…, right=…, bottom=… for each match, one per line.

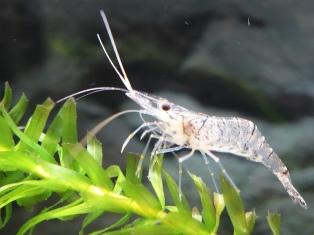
left=98, top=10, right=133, bottom=91
left=80, top=109, right=149, bottom=145
left=56, top=87, right=127, bottom=103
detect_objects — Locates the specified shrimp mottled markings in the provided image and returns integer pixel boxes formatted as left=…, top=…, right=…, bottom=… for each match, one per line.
left=60, top=10, right=307, bottom=209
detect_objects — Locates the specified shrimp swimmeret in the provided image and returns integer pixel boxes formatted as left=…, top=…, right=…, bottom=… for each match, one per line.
left=59, top=10, right=307, bottom=209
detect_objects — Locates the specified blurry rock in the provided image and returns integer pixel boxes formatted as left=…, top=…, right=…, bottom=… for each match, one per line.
left=182, top=18, right=314, bottom=96
left=181, top=7, right=314, bottom=117
left=14, top=55, right=87, bottom=101
left=252, top=168, right=314, bottom=235
left=39, top=0, right=217, bottom=26
left=0, top=0, right=44, bottom=82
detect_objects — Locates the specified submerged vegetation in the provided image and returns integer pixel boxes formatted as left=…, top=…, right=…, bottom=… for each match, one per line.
left=0, top=83, right=281, bottom=234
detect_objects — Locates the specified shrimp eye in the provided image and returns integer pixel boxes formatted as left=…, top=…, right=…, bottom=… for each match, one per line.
left=161, top=103, right=171, bottom=111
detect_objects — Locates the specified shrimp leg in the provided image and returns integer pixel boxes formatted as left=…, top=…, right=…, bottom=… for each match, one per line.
left=178, top=150, right=195, bottom=163
left=136, top=134, right=153, bottom=177
left=121, top=122, right=155, bottom=153
left=201, top=152, right=219, bottom=193
left=148, top=134, right=165, bottom=177
left=205, top=151, right=239, bottom=192
left=156, top=146, right=185, bottom=154
left=177, top=150, right=195, bottom=200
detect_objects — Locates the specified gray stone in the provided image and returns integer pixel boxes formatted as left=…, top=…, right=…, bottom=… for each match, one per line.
left=181, top=0, right=314, bottom=117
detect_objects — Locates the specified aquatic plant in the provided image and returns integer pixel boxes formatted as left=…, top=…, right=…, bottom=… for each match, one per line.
left=0, top=83, right=280, bottom=234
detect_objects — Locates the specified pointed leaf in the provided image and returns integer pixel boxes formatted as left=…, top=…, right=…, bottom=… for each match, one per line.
left=1, top=108, right=54, bottom=162
left=63, top=143, right=113, bottom=190
left=59, top=98, right=77, bottom=143
left=213, top=192, right=225, bottom=232
left=125, top=153, right=141, bottom=184
left=41, top=112, right=62, bottom=156
left=106, top=165, right=125, bottom=194
left=149, top=155, right=165, bottom=209
left=245, top=210, right=256, bottom=234
left=86, top=213, right=131, bottom=235
left=105, top=223, right=178, bottom=235
left=161, top=212, right=208, bottom=235
left=0, top=203, right=12, bottom=229
left=120, top=180, right=161, bottom=218
left=0, top=172, right=25, bottom=187
left=87, top=135, right=103, bottom=166
left=221, top=176, right=248, bottom=235
left=0, top=117, right=14, bottom=151
left=267, top=212, right=281, bottom=235
left=16, top=98, right=55, bottom=153
left=8, top=93, right=28, bottom=124
left=17, top=200, right=92, bottom=235
left=0, top=82, right=12, bottom=110
left=17, top=190, right=51, bottom=209
left=189, top=172, right=216, bottom=232
left=0, top=184, right=48, bottom=208
left=163, top=170, right=190, bottom=213
left=80, top=210, right=104, bottom=235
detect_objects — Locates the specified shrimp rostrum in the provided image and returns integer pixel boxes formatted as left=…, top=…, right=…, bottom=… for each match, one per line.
left=61, top=10, right=307, bottom=209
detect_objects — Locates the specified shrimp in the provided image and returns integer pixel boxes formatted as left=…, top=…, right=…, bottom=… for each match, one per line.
left=59, top=10, right=307, bottom=209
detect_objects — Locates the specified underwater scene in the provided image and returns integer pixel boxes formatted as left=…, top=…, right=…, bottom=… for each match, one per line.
left=0, top=1, right=313, bottom=234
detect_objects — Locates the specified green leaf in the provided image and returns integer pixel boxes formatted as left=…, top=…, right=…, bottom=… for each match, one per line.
left=213, top=192, right=225, bottom=232
left=0, top=184, right=48, bottom=208
left=87, top=136, right=103, bottom=166
left=0, top=117, right=14, bottom=151
left=148, top=155, right=165, bottom=209
left=103, top=218, right=177, bottom=235
left=86, top=213, right=131, bottom=235
left=0, top=151, right=91, bottom=193
left=0, top=82, right=12, bottom=110
left=0, top=203, right=12, bottom=229
left=97, top=219, right=177, bottom=235
left=63, top=143, right=113, bottom=190
left=189, top=172, right=216, bottom=232
left=16, top=98, right=55, bottom=153
left=80, top=210, right=104, bottom=235
left=41, top=122, right=61, bottom=157
left=0, top=180, right=66, bottom=209
left=0, top=172, right=25, bottom=187
left=161, top=212, right=208, bottom=235
left=245, top=210, right=256, bottom=234
left=40, top=191, right=77, bottom=213
left=58, top=99, right=79, bottom=170
left=0, top=83, right=286, bottom=235
left=221, top=176, right=248, bottom=235
left=8, top=93, right=28, bottom=124
left=59, top=98, right=77, bottom=143
left=106, top=165, right=125, bottom=194
left=267, top=212, right=281, bottom=235
left=120, top=179, right=161, bottom=218
left=1, top=108, right=55, bottom=163
left=17, top=199, right=93, bottom=235
left=121, top=154, right=161, bottom=217
left=125, top=153, right=142, bottom=184
left=17, top=189, right=52, bottom=209
left=163, top=170, right=190, bottom=213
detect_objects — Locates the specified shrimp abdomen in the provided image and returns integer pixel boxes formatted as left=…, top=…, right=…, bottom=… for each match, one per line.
left=236, top=120, right=308, bottom=209
left=198, top=117, right=307, bottom=209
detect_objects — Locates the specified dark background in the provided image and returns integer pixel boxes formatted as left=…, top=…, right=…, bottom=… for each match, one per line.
left=0, top=0, right=313, bottom=234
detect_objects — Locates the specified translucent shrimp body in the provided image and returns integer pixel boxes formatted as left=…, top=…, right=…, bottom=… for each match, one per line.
left=65, top=10, right=307, bottom=209
left=126, top=92, right=307, bottom=209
